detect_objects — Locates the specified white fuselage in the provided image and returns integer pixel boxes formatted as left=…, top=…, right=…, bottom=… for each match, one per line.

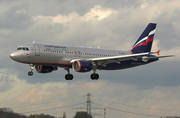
left=10, top=43, right=130, bottom=67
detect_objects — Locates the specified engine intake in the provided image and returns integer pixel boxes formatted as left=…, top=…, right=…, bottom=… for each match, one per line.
left=72, top=60, right=92, bottom=72
left=35, top=65, right=58, bottom=73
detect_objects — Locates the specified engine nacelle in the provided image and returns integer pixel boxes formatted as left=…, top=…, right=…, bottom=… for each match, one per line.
left=72, top=60, right=92, bottom=72
left=35, top=65, right=58, bottom=73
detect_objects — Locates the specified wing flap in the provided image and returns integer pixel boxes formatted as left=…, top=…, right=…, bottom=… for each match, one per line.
left=83, top=52, right=150, bottom=66
left=87, top=52, right=149, bottom=62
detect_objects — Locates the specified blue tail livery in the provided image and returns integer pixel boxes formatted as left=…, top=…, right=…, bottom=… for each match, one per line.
left=131, top=23, right=156, bottom=54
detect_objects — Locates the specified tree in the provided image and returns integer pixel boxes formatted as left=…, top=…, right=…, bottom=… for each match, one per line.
left=63, top=112, right=66, bottom=118
left=28, top=113, right=56, bottom=118
left=0, top=107, right=13, bottom=113
left=0, top=107, right=26, bottom=118
left=74, top=111, right=92, bottom=118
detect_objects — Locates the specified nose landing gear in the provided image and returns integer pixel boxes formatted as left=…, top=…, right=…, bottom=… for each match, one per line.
left=28, top=64, right=34, bottom=76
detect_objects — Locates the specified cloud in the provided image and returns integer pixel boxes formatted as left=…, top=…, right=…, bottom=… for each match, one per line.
left=15, top=87, right=54, bottom=103
left=140, top=3, right=148, bottom=9
left=82, top=5, right=117, bottom=21
left=32, top=5, right=117, bottom=25
left=0, top=4, right=33, bottom=30
left=0, top=70, right=180, bottom=118
left=0, top=1, right=178, bottom=85
left=0, top=0, right=180, bottom=118
left=0, top=69, right=14, bottom=92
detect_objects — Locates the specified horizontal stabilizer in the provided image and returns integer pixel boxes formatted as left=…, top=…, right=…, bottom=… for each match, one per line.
left=151, top=55, right=174, bottom=59
left=143, top=55, right=174, bottom=61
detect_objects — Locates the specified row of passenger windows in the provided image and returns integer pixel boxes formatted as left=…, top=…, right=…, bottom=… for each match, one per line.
left=17, top=47, right=29, bottom=51
left=44, top=50, right=116, bottom=57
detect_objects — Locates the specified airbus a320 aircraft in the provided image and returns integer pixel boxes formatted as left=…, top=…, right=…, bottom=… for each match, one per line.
left=10, top=23, right=173, bottom=80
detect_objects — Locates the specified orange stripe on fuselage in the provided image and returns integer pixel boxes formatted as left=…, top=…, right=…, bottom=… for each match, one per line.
left=21, top=62, right=72, bottom=66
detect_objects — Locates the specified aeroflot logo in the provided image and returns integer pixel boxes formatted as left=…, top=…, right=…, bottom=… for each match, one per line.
left=45, top=45, right=66, bottom=49
left=132, top=29, right=156, bottom=48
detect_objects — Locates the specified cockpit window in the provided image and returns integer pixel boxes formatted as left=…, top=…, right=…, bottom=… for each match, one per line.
left=17, top=47, right=29, bottom=51
left=17, top=47, right=22, bottom=50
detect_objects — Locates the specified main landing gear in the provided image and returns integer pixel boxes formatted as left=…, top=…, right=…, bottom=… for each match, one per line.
left=90, top=73, right=99, bottom=80
left=64, top=68, right=99, bottom=80
left=65, top=68, right=73, bottom=80
left=28, top=64, right=34, bottom=76
left=90, top=69, right=99, bottom=80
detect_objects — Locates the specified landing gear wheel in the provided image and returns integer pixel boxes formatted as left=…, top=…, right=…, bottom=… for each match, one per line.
left=64, top=68, right=73, bottom=80
left=69, top=74, right=73, bottom=80
left=91, top=73, right=99, bottom=80
left=28, top=64, right=34, bottom=76
left=28, top=71, right=33, bottom=76
left=65, top=74, right=73, bottom=80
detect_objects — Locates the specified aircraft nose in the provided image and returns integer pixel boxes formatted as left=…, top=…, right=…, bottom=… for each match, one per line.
left=10, top=52, right=16, bottom=60
left=10, top=51, right=20, bottom=61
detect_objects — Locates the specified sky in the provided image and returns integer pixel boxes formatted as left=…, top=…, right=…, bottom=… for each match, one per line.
left=0, top=0, right=180, bottom=118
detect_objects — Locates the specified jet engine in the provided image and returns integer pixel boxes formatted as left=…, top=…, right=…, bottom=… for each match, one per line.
left=35, top=65, right=58, bottom=73
left=72, top=60, right=92, bottom=72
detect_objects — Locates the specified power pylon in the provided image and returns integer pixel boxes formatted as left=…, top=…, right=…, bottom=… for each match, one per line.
left=86, top=93, right=92, bottom=115
left=72, top=93, right=104, bottom=118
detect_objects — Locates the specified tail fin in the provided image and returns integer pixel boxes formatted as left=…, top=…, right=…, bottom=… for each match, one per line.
left=131, top=23, right=156, bottom=54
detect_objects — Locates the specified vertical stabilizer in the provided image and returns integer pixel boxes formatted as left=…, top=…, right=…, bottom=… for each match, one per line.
left=131, top=23, right=156, bottom=54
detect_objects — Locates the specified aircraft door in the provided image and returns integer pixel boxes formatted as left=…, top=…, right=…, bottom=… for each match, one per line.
left=74, top=51, right=81, bottom=57
left=78, top=51, right=81, bottom=57
left=34, top=45, right=40, bottom=56
left=74, top=51, right=77, bottom=57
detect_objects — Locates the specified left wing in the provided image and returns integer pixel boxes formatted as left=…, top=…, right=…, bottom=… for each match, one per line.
left=71, top=52, right=150, bottom=66
left=70, top=52, right=174, bottom=67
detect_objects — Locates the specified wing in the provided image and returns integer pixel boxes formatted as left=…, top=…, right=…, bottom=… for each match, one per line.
left=70, top=52, right=174, bottom=67
left=71, top=52, right=150, bottom=67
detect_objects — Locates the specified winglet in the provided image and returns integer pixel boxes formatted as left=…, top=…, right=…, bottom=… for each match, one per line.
left=156, top=50, right=160, bottom=55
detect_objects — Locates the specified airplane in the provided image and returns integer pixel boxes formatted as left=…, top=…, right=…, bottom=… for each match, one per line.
left=10, top=23, right=173, bottom=80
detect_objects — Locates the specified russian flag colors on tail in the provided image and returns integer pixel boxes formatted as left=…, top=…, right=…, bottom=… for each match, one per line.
left=131, top=23, right=156, bottom=54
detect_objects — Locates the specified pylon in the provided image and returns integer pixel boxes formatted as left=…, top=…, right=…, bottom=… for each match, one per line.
left=86, top=93, right=91, bottom=116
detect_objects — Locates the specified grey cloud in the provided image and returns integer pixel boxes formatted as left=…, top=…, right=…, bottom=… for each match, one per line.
left=0, top=0, right=179, bottom=89
left=21, top=0, right=138, bottom=16
left=0, top=1, right=180, bottom=118
left=0, top=72, right=14, bottom=92
left=101, top=60, right=180, bottom=89
left=7, top=58, right=179, bottom=90
left=0, top=3, right=33, bottom=30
